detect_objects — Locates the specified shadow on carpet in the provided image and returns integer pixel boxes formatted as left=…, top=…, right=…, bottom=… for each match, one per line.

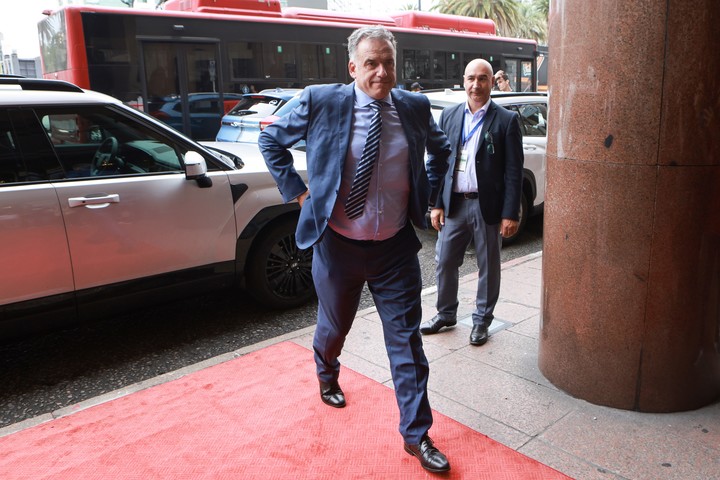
left=0, top=341, right=572, bottom=479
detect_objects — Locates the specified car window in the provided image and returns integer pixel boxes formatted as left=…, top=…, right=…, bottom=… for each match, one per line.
left=0, top=108, right=66, bottom=184
left=36, top=106, right=186, bottom=178
left=227, top=97, right=284, bottom=117
left=0, top=111, right=22, bottom=184
left=272, top=96, right=301, bottom=117
left=514, top=103, right=548, bottom=137
left=190, top=99, right=218, bottom=114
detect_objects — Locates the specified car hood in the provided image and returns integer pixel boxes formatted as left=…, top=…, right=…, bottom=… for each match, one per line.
left=200, top=141, right=307, bottom=174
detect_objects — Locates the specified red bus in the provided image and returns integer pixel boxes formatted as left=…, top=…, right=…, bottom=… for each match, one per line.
left=38, top=0, right=538, bottom=140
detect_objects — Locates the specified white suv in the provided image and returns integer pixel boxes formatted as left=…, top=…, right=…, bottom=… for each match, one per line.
left=0, top=76, right=312, bottom=338
left=422, top=89, right=547, bottom=244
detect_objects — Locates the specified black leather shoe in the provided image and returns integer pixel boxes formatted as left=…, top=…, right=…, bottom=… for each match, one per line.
left=319, top=381, right=346, bottom=408
left=419, top=315, right=457, bottom=335
left=404, top=435, right=450, bottom=473
left=470, top=324, right=489, bottom=346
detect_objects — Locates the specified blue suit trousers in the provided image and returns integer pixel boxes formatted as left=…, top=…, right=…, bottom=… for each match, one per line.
left=311, top=223, right=433, bottom=444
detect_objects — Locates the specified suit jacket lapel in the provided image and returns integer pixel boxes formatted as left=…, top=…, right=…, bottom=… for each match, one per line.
left=479, top=101, right=498, bottom=155
left=337, top=83, right=355, bottom=160
left=392, top=91, right=422, bottom=178
left=392, top=91, right=414, bottom=150
left=451, top=104, right=465, bottom=147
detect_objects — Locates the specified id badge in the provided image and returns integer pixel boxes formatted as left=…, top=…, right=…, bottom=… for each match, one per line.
left=455, top=149, right=469, bottom=172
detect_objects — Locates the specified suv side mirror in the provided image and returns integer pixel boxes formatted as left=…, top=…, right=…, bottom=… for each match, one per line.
left=184, top=151, right=212, bottom=188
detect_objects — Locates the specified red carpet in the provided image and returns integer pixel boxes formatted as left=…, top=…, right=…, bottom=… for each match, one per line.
left=0, top=342, right=571, bottom=479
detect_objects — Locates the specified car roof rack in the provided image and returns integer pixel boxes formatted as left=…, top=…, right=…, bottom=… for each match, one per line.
left=0, top=75, right=84, bottom=93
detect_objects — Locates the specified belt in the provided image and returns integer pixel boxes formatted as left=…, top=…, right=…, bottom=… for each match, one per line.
left=452, top=192, right=479, bottom=199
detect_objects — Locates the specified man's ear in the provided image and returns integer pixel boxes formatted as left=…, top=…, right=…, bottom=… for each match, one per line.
left=348, top=61, right=357, bottom=79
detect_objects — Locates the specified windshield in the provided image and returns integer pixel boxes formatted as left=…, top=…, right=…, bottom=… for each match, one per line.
left=227, top=96, right=285, bottom=117
left=38, top=10, right=68, bottom=74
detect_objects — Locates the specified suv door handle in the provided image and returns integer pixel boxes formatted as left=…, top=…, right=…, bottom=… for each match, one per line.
left=68, top=194, right=120, bottom=208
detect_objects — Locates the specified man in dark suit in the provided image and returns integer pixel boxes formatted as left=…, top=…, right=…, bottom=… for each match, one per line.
left=259, top=26, right=452, bottom=473
left=421, top=59, right=524, bottom=346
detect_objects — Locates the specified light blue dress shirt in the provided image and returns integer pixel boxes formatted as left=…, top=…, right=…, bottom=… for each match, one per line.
left=328, top=86, right=410, bottom=241
left=453, top=99, right=490, bottom=194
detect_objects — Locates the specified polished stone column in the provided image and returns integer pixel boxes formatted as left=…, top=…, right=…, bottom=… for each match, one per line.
left=539, top=0, right=720, bottom=411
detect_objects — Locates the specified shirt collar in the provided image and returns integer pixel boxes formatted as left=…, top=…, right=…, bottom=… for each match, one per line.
left=354, top=84, right=393, bottom=107
left=464, top=98, right=491, bottom=119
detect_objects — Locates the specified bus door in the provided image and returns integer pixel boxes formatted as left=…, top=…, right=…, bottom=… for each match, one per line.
left=502, top=58, right=535, bottom=92
left=142, top=41, right=225, bottom=141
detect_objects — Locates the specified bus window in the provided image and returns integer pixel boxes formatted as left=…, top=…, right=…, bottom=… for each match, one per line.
left=265, top=43, right=298, bottom=80
left=403, top=49, right=431, bottom=81
left=432, top=51, right=461, bottom=81
left=229, top=42, right=263, bottom=80
left=300, top=44, right=339, bottom=81
left=504, top=60, right=518, bottom=91
left=520, top=60, right=533, bottom=92
left=432, top=52, right=445, bottom=80
left=38, top=10, right=67, bottom=74
left=187, top=44, right=218, bottom=93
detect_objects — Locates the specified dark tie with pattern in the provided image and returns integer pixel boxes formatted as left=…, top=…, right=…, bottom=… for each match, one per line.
left=344, top=100, right=383, bottom=220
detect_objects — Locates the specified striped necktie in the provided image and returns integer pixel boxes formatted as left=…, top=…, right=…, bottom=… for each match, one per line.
left=345, top=100, right=382, bottom=220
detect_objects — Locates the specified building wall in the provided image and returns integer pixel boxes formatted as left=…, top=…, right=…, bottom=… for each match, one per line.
left=1, top=52, right=41, bottom=78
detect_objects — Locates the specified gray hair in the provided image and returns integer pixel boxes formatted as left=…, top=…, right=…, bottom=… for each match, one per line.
left=347, top=25, right=397, bottom=62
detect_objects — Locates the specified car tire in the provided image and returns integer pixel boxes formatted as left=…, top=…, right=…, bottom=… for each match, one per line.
left=502, top=191, right=529, bottom=246
left=245, top=217, right=315, bottom=308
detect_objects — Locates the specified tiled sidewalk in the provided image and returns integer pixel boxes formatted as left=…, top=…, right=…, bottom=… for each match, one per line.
left=291, top=252, right=719, bottom=480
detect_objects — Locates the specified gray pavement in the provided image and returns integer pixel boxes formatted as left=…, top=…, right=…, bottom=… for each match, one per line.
left=2, top=252, right=718, bottom=480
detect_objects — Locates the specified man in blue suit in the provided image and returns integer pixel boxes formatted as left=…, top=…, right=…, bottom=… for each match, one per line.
left=259, top=25, right=452, bottom=473
left=421, top=59, right=524, bottom=346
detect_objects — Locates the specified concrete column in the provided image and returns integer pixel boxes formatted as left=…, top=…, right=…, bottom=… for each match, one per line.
left=539, top=0, right=720, bottom=411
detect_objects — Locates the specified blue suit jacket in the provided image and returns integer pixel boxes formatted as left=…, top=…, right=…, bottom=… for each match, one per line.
left=430, top=100, right=524, bottom=225
left=259, top=83, right=451, bottom=249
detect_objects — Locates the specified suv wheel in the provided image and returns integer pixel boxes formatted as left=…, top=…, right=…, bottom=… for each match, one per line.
left=246, top=217, right=315, bottom=308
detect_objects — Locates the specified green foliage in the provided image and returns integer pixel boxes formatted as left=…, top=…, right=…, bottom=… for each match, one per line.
left=514, top=0, right=548, bottom=44
left=433, top=0, right=547, bottom=44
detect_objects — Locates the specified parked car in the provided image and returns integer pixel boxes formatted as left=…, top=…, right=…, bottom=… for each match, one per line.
left=216, top=88, right=301, bottom=144
left=0, top=76, right=313, bottom=339
left=256, top=92, right=306, bottom=150
left=148, top=92, right=245, bottom=141
left=422, top=89, right=547, bottom=244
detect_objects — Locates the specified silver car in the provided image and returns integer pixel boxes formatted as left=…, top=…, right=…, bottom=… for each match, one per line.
left=422, top=89, right=547, bottom=244
left=0, top=77, right=312, bottom=339
left=215, top=88, right=302, bottom=144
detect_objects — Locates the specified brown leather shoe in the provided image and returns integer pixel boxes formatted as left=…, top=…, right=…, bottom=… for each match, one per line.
left=419, top=315, right=457, bottom=335
left=470, top=324, right=489, bottom=346
left=404, top=435, right=450, bottom=473
left=319, top=380, right=345, bottom=408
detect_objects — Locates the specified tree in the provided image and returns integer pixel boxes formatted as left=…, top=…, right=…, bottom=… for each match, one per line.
left=432, top=0, right=523, bottom=38
left=512, top=0, right=548, bottom=44
left=534, top=0, right=549, bottom=17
